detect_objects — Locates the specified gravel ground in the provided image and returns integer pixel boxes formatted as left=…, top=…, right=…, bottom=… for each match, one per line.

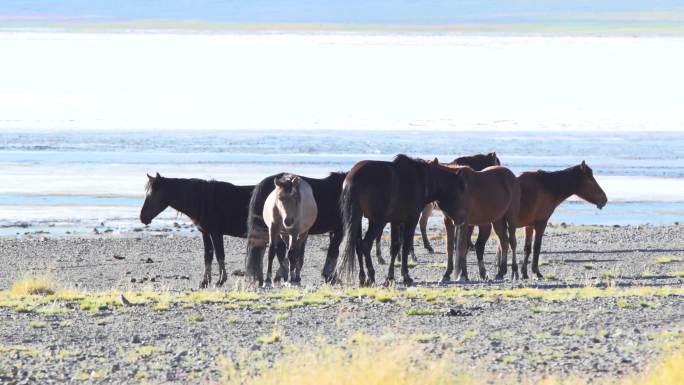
left=1, top=223, right=684, bottom=384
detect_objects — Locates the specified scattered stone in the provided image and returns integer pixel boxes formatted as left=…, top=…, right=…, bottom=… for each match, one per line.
left=113, top=254, right=125, bottom=260
left=232, top=269, right=245, bottom=276
left=145, top=257, right=154, bottom=263
left=131, top=335, right=141, bottom=344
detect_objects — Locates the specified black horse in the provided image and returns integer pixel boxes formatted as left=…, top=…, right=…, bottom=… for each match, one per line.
left=335, top=154, right=469, bottom=286
left=140, top=173, right=284, bottom=288
left=245, top=172, right=347, bottom=285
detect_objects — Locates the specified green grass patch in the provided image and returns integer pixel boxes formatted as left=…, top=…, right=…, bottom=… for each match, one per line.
left=405, top=308, right=440, bottom=316
left=187, top=314, right=204, bottom=322
left=655, top=256, right=681, bottom=264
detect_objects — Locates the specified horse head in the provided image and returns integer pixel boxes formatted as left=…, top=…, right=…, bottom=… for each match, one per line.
left=575, top=161, right=607, bottom=209
left=274, top=174, right=301, bottom=229
left=140, top=172, right=169, bottom=225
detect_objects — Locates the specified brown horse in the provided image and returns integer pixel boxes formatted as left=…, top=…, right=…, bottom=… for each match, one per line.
left=438, top=163, right=520, bottom=282
left=373, top=152, right=500, bottom=263
left=515, top=161, right=607, bottom=279
left=335, top=154, right=469, bottom=286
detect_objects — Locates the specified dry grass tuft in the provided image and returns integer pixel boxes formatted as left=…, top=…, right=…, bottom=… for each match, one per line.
left=10, top=275, right=57, bottom=296
left=222, top=336, right=684, bottom=385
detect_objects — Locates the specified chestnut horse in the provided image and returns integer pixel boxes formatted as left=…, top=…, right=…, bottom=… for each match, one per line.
left=514, top=161, right=607, bottom=279
left=335, top=154, right=469, bottom=286
left=438, top=163, right=520, bottom=282
left=373, top=152, right=500, bottom=263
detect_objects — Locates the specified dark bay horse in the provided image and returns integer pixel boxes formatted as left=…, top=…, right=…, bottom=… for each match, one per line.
left=336, top=154, right=469, bottom=286
left=245, top=172, right=347, bottom=285
left=437, top=163, right=520, bottom=282
left=373, top=152, right=500, bottom=262
left=140, top=173, right=276, bottom=288
left=516, top=161, right=607, bottom=279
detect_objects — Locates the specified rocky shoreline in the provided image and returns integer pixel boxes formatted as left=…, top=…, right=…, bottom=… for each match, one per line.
left=1, top=224, right=683, bottom=384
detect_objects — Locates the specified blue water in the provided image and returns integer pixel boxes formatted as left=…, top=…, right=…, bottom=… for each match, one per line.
left=0, top=130, right=682, bottom=235
left=0, top=1, right=681, bottom=27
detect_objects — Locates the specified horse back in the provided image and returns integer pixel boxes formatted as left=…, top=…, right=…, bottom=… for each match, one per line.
left=346, top=159, right=425, bottom=221
left=214, top=182, right=254, bottom=237
left=464, top=166, right=519, bottom=225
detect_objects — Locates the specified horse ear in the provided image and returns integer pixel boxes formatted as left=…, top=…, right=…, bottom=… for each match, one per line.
left=432, top=157, right=439, bottom=164
left=155, top=172, right=161, bottom=178
left=273, top=177, right=281, bottom=188
left=489, top=152, right=496, bottom=157
left=580, top=160, right=587, bottom=169
left=147, top=173, right=154, bottom=180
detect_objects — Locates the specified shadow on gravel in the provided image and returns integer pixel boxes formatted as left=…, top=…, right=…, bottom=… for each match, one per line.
left=545, top=248, right=684, bottom=255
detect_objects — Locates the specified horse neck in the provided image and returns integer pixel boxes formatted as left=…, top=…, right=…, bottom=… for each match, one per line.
left=544, top=168, right=581, bottom=204
left=425, top=165, right=453, bottom=203
left=165, top=179, right=203, bottom=221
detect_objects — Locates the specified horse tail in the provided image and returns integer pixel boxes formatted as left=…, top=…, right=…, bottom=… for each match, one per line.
left=245, top=175, right=277, bottom=283
left=335, top=181, right=361, bottom=282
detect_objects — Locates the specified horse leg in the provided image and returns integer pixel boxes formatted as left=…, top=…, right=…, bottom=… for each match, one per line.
left=274, top=239, right=288, bottom=282
left=507, top=219, right=519, bottom=280
left=375, top=232, right=386, bottom=265
left=492, top=220, right=510, bottom=280
left=440, top=216, right=456, bottom=283
left=384, top=222, right=402, bottom=285
left=211, top=232, right=228, bottom=287
left=360, top=220, right=384, bottom=286
left=286, top=235, right=300, bottom=286
left=199, top=232, right=214, bottom=289
left=295, top=234, right=308, bottom=283
left=419, top=204, right=434, bottom=254
left=355, top=239, right=366, bottom=286
left=475, top=224, right=492, bottom=280
left=400, top=217, right=419, bottom=286
left=466, top=225, right=476, bottom=251
left=532, top=221, right=548, bottom=279
left=455, top=225, right=470, bottom=282
left=521, top=226, right=533, bottom=279
left=322, top=230, right=342, bottom=282
left=265, top=225, right=280, bottom=286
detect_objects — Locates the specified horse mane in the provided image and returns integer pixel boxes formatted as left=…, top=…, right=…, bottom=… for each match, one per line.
left=156, top=177, right=223, bottom=224
left=537, top=165, right=582, bottom=198
left=453, top=152, right=500, bottom=171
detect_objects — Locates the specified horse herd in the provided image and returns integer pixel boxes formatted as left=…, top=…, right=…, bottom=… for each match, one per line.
left=139, top=153, right=607, bottom=289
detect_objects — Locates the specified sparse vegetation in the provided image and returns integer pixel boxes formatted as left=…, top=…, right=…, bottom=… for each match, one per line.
left=405, top=308, right=440, bottom=316
left=256, top=329, right=282, bottom=345
left=187, top=314, right=204, bottom=322
left=655, top=256, right=681, bottom=264
left=11, top=275, right=56, bottom=296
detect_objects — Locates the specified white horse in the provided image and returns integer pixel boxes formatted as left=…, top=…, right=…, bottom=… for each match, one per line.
left=263, top=174, right=318, bottom=286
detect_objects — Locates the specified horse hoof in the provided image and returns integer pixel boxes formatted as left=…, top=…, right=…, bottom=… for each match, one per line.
left=262, top=281, right=272, bottom=288
left=511, top=271, right=519, bottom=280
left=383, top=278, right=395, bottom=287
left=403, top=277, right=414, bottom=287
left=426, top=246, right=434, bottom=254
left=365, top=277, right=375, bottom=287
left=535, top=272, right=545, bottom=279
left=521, top=273, right=529, bottom=280
left=456, top=276, right=469, bottom=283
left=494, top=274, right=504, bottom=281
left=479, top=273, right=488, bottom=281
left=199, top=280, right=209, bottom=289
left=439, top=275, right=452, bottom=285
